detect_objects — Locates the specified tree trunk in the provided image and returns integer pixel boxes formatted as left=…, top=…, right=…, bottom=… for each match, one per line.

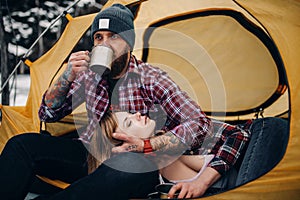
left=36, top=0, right=44, bottom=57
left=0, top=5, right=10, bottom=105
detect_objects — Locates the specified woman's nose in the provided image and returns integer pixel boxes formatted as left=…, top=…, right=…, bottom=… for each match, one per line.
left=135, top=112, right=141, bottom=120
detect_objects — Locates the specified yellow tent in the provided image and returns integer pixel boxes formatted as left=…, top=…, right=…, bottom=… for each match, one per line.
left=0, top=0, right=299, bottom=199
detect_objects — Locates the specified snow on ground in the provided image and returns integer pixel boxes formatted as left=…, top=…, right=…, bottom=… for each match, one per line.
left=1, top=75, right=37, bottom=199
left=0, top=74, right=30, bottom=106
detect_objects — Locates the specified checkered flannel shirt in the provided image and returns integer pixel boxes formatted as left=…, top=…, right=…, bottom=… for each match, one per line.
left=38, top=55, right=251, bottom=174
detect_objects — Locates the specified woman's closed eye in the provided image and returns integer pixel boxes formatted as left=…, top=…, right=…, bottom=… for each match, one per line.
left=126, top=120, right=132, bottom=127
left=123, top=117, right=132, bottom=128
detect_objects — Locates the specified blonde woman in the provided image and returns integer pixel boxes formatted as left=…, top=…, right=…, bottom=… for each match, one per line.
left=88, top=111, right=215, bottom=198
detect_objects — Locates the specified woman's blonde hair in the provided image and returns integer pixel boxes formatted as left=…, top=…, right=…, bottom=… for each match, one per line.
left=87, top=111, right=160, bottom=173
left=87, top=111, right=121, bottom=174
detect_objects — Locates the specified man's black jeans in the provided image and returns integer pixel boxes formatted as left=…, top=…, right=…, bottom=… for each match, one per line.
left=0, top=133, right=159, bottom=200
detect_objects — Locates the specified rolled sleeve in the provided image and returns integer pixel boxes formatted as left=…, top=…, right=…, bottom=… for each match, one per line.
left=208, top=121, right=251, bottom=174
left=38, top=92, right=73, bottom=122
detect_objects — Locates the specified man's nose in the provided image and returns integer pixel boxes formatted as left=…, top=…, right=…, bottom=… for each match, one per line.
left=95, top=37, right=110, bottom=47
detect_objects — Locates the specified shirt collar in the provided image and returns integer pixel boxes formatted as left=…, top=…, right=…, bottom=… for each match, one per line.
left=125, top=55, right=140, bottom=75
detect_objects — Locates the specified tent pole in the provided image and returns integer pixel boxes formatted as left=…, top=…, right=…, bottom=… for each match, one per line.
left=0, top=0, right=81, bottom=95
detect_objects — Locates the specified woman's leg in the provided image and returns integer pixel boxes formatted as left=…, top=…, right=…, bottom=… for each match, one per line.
left=236, top=117, right=289, bottom=185
left=36, top=152, right=159, bottom=200
left=0, top=133, right=88, bottom=199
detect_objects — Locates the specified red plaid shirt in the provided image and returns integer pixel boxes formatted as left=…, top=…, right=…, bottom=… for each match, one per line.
left=38, top=55, right=251, bottom=174
left=204, top=119, right=252, bottom=174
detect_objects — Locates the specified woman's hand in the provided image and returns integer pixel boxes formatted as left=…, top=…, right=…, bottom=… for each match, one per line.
left=168, top=180, right=209, bottom=199
left=168, top=167, right=221, bottom=199
left=111, top=132, right=144, bottom=153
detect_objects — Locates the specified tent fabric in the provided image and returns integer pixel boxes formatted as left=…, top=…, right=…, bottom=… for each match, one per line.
left=140, top=14, right=282, bottom=114
left=0, top=0, right=299, bottom=198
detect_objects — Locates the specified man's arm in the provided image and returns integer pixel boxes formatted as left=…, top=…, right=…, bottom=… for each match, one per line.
left=152, top=69, right=212, bottom=149
left=111, top=131, right=187, bottom=154
left=44, top=67, right=72, bottom=109
left=208, top=121, right=251, bottom=174
left=38, top=51, right=90, bottom=122
left=149, top=131, right=187, bottom=153
left=45, top=51, right=90, bottom=108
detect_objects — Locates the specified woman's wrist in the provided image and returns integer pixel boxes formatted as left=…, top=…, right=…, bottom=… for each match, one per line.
left=197, top=167, right=221, bottom=188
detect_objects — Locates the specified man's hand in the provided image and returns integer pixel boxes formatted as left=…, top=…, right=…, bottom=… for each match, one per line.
left=66, top=51, right=90, bottom=82
left=112, top=132, right=144, bottom=153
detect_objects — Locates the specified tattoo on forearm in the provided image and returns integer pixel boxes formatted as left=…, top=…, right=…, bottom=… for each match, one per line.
left=151, top=132, right=187, bottom=153
left=62, top=63, right=72, bottom=82
left=45, top=72, right=71, bottom=109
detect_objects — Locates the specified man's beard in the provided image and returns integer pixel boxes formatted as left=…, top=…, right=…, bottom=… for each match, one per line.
left=110, top=49, right=130, bottom=78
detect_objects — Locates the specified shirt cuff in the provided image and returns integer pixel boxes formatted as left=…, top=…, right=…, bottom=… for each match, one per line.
left=208, top=156, right=230, bottom=175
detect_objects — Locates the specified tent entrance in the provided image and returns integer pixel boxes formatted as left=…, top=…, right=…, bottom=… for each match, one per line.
left=141, top=9, right=288, bottom=118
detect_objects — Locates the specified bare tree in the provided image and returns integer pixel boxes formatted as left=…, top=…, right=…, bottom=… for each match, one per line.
left=35, top=0, right=44, bottom=57
left=0, top=4, right=10, bottom=105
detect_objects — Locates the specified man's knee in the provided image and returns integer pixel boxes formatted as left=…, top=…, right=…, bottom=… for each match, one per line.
left=2, top=133, right=40, bottom=155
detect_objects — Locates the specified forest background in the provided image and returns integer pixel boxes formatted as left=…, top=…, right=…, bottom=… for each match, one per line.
left=0, top=0, right=107, bottom=105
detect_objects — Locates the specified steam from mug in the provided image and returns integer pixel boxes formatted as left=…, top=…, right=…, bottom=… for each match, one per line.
left=89, top=45, right=113, bottom=74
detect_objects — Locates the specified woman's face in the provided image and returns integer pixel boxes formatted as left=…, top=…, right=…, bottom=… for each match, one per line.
left=115, top=112, right=156, bottom=139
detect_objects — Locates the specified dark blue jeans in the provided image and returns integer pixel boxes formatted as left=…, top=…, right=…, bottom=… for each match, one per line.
left=0, top=133, right=159, bottom=200
left=207, top=117, right=289, bottom=193
left=235, top=117, right=289, bottom=186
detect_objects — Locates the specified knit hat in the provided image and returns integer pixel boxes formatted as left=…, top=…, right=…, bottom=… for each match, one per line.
left=91, top=4, right=135, bottom=50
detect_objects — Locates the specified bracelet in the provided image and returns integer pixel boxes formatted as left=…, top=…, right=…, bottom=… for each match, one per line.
left=143, top=139, right=153, bottom=154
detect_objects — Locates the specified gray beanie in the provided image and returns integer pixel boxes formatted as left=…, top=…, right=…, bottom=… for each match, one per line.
left=91, top=4, right=135, bottom=50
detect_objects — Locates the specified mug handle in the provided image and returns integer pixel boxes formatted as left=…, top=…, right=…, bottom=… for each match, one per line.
left=147, top=191, right=160, bottom=199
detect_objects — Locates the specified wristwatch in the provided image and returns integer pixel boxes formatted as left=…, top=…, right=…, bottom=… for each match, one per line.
left=143, top=139, right=153, bottom=153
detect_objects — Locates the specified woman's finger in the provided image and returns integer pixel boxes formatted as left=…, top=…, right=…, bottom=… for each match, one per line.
left=168, top=184, right=181, bottom=198
left=112, top=132, right=129, bottom=141
left=177, top=185, right=188, bottom=199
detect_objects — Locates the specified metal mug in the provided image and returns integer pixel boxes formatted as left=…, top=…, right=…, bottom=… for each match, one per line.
left=148, top=183, right=179, bottom=199
left=89, top=45, right=113, bottom=74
